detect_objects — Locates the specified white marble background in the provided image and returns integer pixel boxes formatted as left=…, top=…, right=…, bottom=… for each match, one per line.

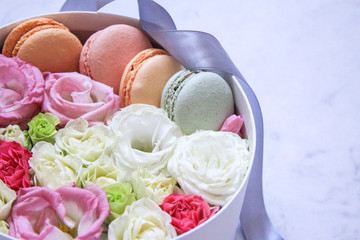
left=0, top=0, right=359, bottom=239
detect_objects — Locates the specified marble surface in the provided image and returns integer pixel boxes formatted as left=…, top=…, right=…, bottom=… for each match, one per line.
left=1, top=0, right=359, bottom=239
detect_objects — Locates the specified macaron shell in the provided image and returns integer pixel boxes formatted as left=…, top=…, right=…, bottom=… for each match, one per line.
left=2, top=18, right=68, bottom=57
left=79, top=31, right=101, bottom=79
left=172, top=72, right=234, bottom=134
left=160, top=69, right=185, bottom=111
left=16, top=28, right=82, bottom=72
left=12, top=25, right=68, bottom=56
left=120, top=49, right=183, bottom=107
left=79, top=24, right=152, bottom=95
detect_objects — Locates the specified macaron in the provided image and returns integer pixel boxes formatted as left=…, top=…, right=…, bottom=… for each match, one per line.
left=79, top=24, right=152, bottom=95
left=119, top=48, right=183, bottom=108
left=2, top=18, right=82, bottom=72
left=161, top=70, right=234, bottom=135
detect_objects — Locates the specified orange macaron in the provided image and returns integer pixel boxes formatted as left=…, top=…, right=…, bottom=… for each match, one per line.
left=120, top=48, right=183, bottom=108
left=2, top=18, right=82, bottom=73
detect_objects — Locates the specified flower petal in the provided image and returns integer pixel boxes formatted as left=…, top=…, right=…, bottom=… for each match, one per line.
left=108, top=198, right=176, bottom=240
left=55, top=119, right=115, bottom=164
left=0, top=180, right=16, bottom=220
left=108, top=104, right=183, bottom=174
left=29, top=142, right=81, bottom=189
left=167, top=131, right=250, bottom=206
left=220, top=114, right=244, bottom=136
left=0, top=55, right=44, bottom=129
left=56, top=185, right=110, bottom=240
left=42, top=72, right=120, bottom=127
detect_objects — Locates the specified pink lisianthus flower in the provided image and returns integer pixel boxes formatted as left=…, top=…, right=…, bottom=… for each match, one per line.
left=0, top=55, right=44, bottom=129
left=220, top=114, right=244, bottom=137
left=7, top=185, right=110, bottom=240
left=42, top=72, right=121, bottom=127
left=160, top=194, right=220, bottom=235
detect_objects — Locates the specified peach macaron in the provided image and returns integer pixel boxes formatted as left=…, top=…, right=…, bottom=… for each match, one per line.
left=2, top=18, right=82, bottom=73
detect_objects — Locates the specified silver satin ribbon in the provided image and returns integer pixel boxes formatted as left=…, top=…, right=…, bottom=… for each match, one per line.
left=60, top=0, right=113, bottom=11
left=61, top=0, right=284, bottom=239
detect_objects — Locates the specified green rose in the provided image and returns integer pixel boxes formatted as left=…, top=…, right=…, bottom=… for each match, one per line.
left=103, top=182, right=136, bottom=222
left=28, top=113, right=60, bottom=145
left=22, top=130, right=33, bottom=150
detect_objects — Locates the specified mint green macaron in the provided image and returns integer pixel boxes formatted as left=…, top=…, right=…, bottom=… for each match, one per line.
left=161, top=70, right=234, bottom=134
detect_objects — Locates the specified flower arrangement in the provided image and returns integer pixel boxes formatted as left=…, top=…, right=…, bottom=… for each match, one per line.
left=0, top=47, right=250, bottom=239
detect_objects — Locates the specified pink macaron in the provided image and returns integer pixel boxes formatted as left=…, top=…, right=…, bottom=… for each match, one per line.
left=79, top=24, right=152, bottom=95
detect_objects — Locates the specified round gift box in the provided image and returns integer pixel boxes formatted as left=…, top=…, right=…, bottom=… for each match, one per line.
left=0, top=12, right=256, bottom=240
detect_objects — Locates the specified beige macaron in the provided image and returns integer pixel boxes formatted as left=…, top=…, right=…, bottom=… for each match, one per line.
left=120, top=48, right=184, bottom=108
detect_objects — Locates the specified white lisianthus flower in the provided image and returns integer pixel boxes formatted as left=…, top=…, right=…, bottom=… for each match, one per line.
left=131, top=168, right=176, bottom=204
left=167, top=131, right=251, bottom=206
left=0, top=220, right=9, bottom=235
left=108, top=198, right=176, bottom=240
left=107, top=104, right=183, bottom=174
left=80, top=153, right=127, bottom=188
left=0, top=125, right=29, bottom=149
left=0, top=180, right=16, bottom=220
left=55, top=118, right=115, bottom=164
left=29, top=142, right=82, bottom=189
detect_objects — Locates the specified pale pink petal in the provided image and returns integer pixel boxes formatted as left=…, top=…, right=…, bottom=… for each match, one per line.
left=42, top=72, right=120, bottom=127
left=35, top=207, right=61, bottom=233
left=0, top=55, right=44, bottom=129
left=71, top=90, right=94, bottom=103
left=7, top=187, right=67, bottom=240
left=56, top=185, right=110, bottom=240
left=220, top=114, right=244, bottom=137
left=20, top=219, right=65, bottom=240
left=8, top=186, right=109, bottom=240
left=0, top=88, right=22, bottom=107
left=42, top=225, right=73, bottom=240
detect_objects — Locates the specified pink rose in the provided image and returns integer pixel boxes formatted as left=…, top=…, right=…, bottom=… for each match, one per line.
left=7, top=185, right=110, bottom=240
left=220, top=114, right=244, bottom=137
left=0, top=55, right=44, bottom=129
left=42, top=72, right=121, bottom=127
left=160, top=194, right=220, bottom=235
left=0, top=140, right=31, bottom=192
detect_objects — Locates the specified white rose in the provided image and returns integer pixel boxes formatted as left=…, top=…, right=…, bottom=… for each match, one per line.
left=0, top=180, right=16, bottom=220
left=108, top=198, right=176, bottom=240
left=80, top=153, right=127, bottom=188
left=167, top=131, right=250, bottom=206
left=0, top=125, right=28, bottom=148
left=29, top=142, right=82, bottom=189
left=107, top=104, right=183, bottom=174
left=55, top=118, right=115, bottom=164
left=131, top=168, right=176, bottom=204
